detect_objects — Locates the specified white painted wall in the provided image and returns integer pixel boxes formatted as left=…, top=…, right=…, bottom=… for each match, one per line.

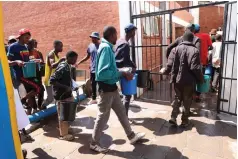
left=190, top=1, right=199, bottom=24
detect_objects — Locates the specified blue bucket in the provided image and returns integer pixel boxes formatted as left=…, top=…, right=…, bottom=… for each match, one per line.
left=22, top=62, right=36, bottom=78
left=196, top=75, right=211, bottom=93
left=120, top=74, right=137, bottom=95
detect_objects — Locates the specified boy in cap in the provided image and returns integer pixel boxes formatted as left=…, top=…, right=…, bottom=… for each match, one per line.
left=114, top=23, right=137, bottom=122
left=161, top=31, right=203, bottom=127
left=194, top=24, right=213, bottom=102
left=76, top=32, right=100, bottom=105
left=5, top=35, right=17, bottom=53
left=7, top=28, right=42, bottom=114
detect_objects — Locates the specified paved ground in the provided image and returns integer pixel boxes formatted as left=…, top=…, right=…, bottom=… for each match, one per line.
left=22, top=94, right=237, bottom=159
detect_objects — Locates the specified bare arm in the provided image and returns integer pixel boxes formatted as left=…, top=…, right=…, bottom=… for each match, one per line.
left=76, top=54, right=90, bottom=66
left=48, top=53, right=65, bottom=69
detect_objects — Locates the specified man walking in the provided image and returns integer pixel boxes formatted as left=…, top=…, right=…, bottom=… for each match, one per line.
left=90, top=26, right=145, bottom=153
left=50, top=51, right=78, bottom=141
left=194, top=24, right=213, bottom=102
left=42, top=40, right=65, bottom=109
left=76, top=32, right=100, bottom=104
left=114, top=23, right=137, bottom=120
left=161, top=31, right=203, bottom=127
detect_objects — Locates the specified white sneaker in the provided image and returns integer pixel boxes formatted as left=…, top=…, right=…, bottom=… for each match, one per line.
left=130, top=132, right=145, bottom=144
left=88, top=99, right=97, bottom=105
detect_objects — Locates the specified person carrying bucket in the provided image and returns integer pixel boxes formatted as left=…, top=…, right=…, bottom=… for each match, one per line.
left=50, top=51, right=78, bottom=141
left=114, top=23, right=137, bottom=123
left=90, top=26, right=145, bottom=153
left=76, top=32, right=100, bottom=105
left=42, top=40, right=65, bottom=109
left=28, top=39, right=45, bottom=110
left=7, top=28, right=42, bottom=114
left=160, top=31, right=204, bottom=127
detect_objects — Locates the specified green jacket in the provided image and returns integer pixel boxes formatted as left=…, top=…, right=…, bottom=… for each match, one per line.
left=95, top=38, right=122, bottom=84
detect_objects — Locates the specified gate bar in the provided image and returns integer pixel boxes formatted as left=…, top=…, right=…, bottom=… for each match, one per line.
left=131, top=1, right=228, bottom=19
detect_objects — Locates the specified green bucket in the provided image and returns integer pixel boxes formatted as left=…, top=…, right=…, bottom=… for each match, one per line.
left=196, top=75, right=211, bottom=93
left=22, top=62, right=36, bottom=78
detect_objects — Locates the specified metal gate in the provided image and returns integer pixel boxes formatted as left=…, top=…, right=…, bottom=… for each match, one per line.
left=217, top=1, right=237, bottom=116
left=129, top=1, right=235, bottom=109
left=129, top=1, right=173, bottom=104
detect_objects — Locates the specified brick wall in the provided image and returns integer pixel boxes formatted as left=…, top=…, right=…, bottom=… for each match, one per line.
left=199, top=6, right=224, bottom=33
left=2, top=1, right=120, bottom=79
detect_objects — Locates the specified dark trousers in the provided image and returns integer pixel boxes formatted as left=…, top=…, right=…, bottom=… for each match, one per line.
left=123, top=95, right=131, bottom=117
left=91, top=73, right=97, bottom=100
left=212, top=67, right=220, bottom=88
left=171, top=84, right=194, bottom=121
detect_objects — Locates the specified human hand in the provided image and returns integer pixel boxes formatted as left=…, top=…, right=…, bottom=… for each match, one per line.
left=124, top=73, right=134, bottom=81
left=60, top=57, right=66, bottom=62
left=159, top=67, right=166, bottom=74
left=16, top=60, right=25, bottom=67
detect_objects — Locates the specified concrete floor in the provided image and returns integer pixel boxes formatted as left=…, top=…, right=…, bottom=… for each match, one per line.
left=22, top=95, right=237, bottom=159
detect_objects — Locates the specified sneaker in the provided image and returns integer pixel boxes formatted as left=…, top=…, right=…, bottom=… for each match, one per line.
left=169, top=118, right=177, bottom=126
left=180, top=120, right=190, bottom=128
left=130, top=132, right=146, bottom=144
left=88, top=99, right=97, bottom=105
left=90, top=143, right=109, bottom=153
left=59, top=134, right=75, bottom=141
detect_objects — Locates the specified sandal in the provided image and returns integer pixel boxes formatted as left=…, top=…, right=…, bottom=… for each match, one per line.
left=90, top=143, right=109, bottom=153
left=59, top=134, right=74, bottom=141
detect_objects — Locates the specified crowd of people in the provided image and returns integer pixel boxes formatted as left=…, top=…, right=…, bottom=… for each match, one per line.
left=4, top=22, right=222, bottom=157
left=162, top=23, right=222, bottom=126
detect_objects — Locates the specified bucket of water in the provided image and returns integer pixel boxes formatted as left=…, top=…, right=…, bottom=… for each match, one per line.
left=136, top=70, right=149, bottom=88
left=120, top=74, right=137, bottom=95
left=59, top=101, right=78, bottom=121
left=196, top=75, right=211, bottom=93
left=22, top=62, right=36, bottom=78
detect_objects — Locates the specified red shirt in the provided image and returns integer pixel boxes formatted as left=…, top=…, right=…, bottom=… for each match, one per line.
left=195, top=33, right=212, bottom=65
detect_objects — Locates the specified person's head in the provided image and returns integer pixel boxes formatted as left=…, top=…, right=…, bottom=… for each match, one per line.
left=185, top=24, right=195, bottom=33
left=210, top=29, right=217, bottom=36
left=17, top=28, right=31, bottom=44
left=54, top=40, right=63, bottom=53
left=125, top=23, right=137, bottom=39
left=215, top=34, right=222, bottom=42
left=27, top=39, right=36, bottom=51
left=103, top=26, right=117, bottom=45
left=89, top=32, right=100, bottom=44
left=66, top=50, right=78, bottom=65
left=218, top=27, right=222, bottom=31
left=194, top=24, right=200, bottom=33
left=8, top=35, right=17, bottom=45
left=32, top=39, right=38, bottom=48
left=183, top=31, right=194, bottom=42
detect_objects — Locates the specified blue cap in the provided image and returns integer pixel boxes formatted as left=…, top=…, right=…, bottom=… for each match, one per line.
left=194, top=24, right=200, bottom=32
left=90, top=32, right=100, bottom=39
left=124, top=23, right=137, bottom=33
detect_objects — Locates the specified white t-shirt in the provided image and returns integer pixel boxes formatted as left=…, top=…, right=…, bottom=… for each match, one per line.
left=211, top=41, right=222, bottom=68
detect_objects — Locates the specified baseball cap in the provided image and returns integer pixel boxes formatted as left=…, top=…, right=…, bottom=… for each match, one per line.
left=89, top=32, right=100, bottom=39
left=8, top=35, right=16, bottom=41
left=124, top=23, right=137, bottom=33
left=16, top=28, right=31, bottom=39
left=194, top=24, right=200, bottom=32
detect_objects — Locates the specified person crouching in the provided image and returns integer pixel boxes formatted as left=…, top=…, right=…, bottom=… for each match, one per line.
left=50, top=51, right=78, bottom=141
left=161, top=31, right=203, bottom=127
